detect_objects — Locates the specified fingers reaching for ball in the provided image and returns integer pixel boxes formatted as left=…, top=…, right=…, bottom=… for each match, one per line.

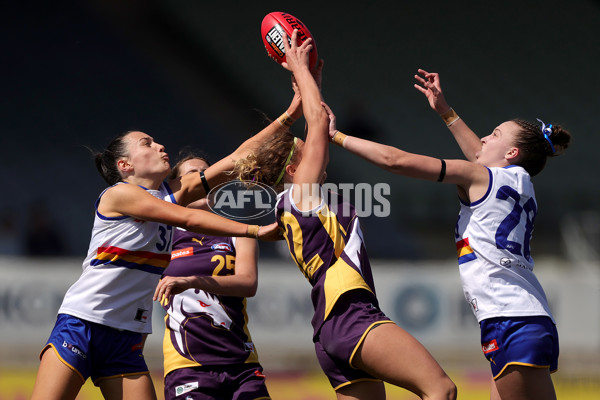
left=281, top=29, right=313, bottom=72
left=413, top=68, right=451, bottom=114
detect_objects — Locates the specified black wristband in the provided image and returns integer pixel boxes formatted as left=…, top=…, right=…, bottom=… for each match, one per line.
left=200, top=170, right=211, bottom=193
left=437, top=159, right=446, bottom=182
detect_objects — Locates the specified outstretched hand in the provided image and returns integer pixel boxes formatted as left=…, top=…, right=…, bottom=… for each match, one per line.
left=257, top=221, right=284, bottom=241
left=413, top=69, right=451, bottom=114
left=154, top=276, right=196, bottom=302
left=281, top=29, right=313, bottom=73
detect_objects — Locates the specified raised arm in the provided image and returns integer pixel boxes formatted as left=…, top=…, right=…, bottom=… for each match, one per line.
left=282, top=29, right=329, bottom=205
left=414, top=69, right=482, bottom=162
left=171, top=83, right=303, bottom=207
left=331, top=123, right=458, bottom=182
left=322, top=102, right=491, bottom=203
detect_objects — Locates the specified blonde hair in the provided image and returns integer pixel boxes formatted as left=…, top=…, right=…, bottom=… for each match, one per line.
left=233, top=129, right=298, bottom=192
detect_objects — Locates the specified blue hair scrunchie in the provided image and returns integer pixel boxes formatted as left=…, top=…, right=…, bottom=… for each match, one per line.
left=536, top=118, right=556, bottom=154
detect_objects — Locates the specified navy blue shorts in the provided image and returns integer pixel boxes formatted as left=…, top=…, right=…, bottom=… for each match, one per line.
left=41, top=314, right=150, bottom=384
left=164, top=364, right=270, bottom=400
left=480, top=315, right=559, bottom=379
left=315, top=289, right=393, bottom=390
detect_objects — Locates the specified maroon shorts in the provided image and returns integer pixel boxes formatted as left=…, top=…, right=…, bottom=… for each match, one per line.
left=164, top=363, right=270, bottom=400
left=315, top=289, right=393, bottom=390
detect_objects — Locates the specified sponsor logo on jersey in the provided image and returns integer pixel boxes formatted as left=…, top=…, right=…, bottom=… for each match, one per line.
left=175, top=381, right=199, bottom=396
left=211, top=243, right=232, bottom=252
left=499, top=257, right=532, bottom=271
left=134, top=308, right=149, bottom=323
left=63, top=341, right=87, bottom=359
left=470, top=298, right=479, bottom=312
left=244, top=342, right=256, bottom=352
left=131, top=340, right=144, bottom=352
left=482, top=339, right=499, bottom=354
left=171, top=247, right=193, bottom=260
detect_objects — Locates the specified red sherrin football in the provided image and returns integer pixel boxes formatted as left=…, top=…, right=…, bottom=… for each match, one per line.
left=261, top=12, right=318, bottom=68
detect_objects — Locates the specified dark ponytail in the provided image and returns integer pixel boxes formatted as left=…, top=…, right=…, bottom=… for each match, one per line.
left=512, top=119, right=572, bottom=176
left=95, top=131, right=130, bottom=185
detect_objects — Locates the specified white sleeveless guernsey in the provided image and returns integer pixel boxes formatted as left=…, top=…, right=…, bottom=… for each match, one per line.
left=455, top=165, right=554, bottom=323
left=58, top=182, right=176, bottom=333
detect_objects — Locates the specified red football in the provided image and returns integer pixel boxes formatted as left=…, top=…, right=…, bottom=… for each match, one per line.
left=261, top=12, right=318, bottom=68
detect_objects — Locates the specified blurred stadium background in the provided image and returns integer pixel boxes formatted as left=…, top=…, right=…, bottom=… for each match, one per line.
left=1, top=0, right=599, bottom=398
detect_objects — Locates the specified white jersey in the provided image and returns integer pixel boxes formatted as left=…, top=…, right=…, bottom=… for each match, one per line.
left=58, top=182, right=176, bottom=333
left=455, top=165, right=554, bottom=323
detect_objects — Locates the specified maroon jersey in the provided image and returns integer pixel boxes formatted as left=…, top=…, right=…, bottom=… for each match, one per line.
left=161, top=229, right=259, bottom=376
left=275, top=187, right=378, bottom=338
